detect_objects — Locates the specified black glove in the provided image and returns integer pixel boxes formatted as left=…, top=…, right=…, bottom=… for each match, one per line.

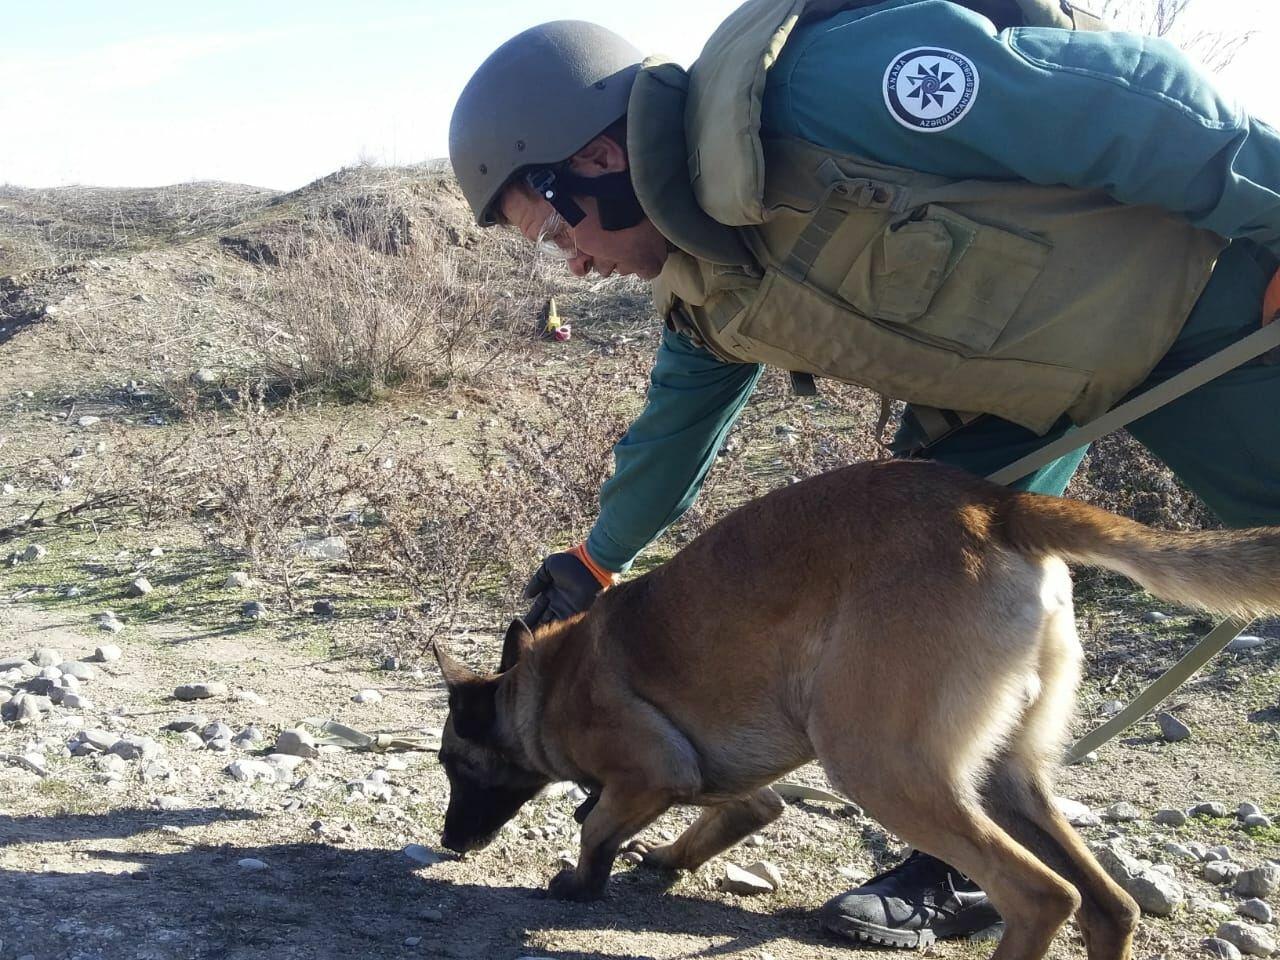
left=523, top=549, right=607, bottom=627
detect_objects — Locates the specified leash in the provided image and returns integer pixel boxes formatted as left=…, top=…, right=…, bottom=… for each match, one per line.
left=984, top=319, right=1280, bottom=762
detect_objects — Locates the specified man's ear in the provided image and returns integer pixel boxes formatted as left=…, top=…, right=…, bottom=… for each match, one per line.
left=433, top=641, right=478, bottom=691
left=498, top=618, right=534, bottom=673
left=449, top=676, right=499, bottom=742
left=569, top=133, right=627, bottom=176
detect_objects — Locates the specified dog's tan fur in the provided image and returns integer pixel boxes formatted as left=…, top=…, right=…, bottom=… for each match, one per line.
left=435, top=460, right=1280, bottom=960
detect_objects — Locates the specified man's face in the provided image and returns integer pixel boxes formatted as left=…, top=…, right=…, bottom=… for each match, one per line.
left=497, top=138, right=670, bottom=281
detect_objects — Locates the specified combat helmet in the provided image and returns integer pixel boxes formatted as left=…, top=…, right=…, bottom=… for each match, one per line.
left=449, top=20, right=646, bottom=230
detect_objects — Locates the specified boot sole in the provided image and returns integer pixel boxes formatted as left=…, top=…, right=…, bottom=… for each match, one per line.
left=821, top=910, right=1004, bottom=950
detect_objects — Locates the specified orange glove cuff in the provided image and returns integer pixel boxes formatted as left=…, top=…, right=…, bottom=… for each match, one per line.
left=1264, top=267, right=1280, bottom=325
left=570, top=543, right=617, bottom=590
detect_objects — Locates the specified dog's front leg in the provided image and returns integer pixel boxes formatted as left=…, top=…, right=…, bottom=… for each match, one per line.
left=548, top=783, right=672, bottom=901
left=629, top=786, right=785, bottom=872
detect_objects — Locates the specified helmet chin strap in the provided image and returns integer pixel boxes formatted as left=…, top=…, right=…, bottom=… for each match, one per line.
left=525, top=167, right=646, bottom=232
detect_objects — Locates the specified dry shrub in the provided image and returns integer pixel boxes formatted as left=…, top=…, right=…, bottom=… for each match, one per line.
left=355, top=372, right=635, bottom=656
left=234, top=175, right=563, bottom=399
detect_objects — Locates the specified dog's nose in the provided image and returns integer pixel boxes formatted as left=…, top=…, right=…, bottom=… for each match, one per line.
left=440, top=832, right=464, bottom=854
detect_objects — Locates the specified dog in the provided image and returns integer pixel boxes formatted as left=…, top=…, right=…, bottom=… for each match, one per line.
left=432, top=459, right=1280, bottom=960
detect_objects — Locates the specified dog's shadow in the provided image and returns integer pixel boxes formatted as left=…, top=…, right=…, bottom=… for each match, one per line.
left=1, top=806, right=848, bottom=960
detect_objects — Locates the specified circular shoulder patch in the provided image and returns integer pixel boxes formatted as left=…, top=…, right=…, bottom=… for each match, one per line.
left=883, top=47, right=980, bottom=133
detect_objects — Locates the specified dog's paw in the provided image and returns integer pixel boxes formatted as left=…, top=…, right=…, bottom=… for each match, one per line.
left=547, top=867, right=603, bottom=902
left=624, top=839, right=679, bottom=871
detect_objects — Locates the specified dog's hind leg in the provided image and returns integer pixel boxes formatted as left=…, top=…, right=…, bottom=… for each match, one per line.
left=980, top=605, right=1139, bottom=960
left=627, top=786, right=784, bottom=872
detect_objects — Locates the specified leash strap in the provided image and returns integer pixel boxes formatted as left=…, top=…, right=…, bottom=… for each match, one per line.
left=980, top=322, right=1280, bottom=761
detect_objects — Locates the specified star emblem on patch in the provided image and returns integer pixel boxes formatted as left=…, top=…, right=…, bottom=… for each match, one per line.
left=883, top=48, right=980, bottom=133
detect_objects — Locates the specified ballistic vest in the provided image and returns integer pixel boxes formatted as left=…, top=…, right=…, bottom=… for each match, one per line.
left=628, top=0, right=1226, bottom=434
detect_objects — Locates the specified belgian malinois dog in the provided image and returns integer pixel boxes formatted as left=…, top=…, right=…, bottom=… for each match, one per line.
left=433, top=460, right=1280, bottom=960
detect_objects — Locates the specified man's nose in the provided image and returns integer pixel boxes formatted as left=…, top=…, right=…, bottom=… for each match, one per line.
left=567, top=255, right=592, bottom=278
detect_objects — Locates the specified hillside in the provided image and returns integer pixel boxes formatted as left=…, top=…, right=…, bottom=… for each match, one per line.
left=0, top=164, right=1275, bottom=960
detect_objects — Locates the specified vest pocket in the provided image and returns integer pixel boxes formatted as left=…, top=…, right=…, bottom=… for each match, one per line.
left=837, top=205, right=1051, bottom=354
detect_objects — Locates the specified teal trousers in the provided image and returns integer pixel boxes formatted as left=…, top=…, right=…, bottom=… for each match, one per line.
left=896, top=240, right=1280, bottom=527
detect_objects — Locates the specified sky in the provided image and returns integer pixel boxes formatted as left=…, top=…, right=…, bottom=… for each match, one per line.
left=0, top=0, right=1275, bottom=191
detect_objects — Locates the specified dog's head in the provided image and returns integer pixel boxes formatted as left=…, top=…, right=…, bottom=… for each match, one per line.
left=434, top=619, right=550, bottom=854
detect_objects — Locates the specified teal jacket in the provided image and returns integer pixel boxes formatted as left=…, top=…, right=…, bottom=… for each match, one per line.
left=585, top=0, right=1280, bottom=573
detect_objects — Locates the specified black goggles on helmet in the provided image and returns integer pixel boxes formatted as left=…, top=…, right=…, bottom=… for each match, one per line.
left=524, top=166, right=645, bottom=232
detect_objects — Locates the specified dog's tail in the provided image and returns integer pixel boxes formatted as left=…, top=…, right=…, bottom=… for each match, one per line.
left=1001, top=492, right=1280, bottom=620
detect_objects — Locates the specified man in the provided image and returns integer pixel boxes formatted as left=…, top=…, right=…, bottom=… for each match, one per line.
left=449, top=0, right=1280, bottom=947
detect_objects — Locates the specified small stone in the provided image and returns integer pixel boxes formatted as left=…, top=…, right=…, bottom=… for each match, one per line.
left=1216, top=921, right=1277, bottom=958
left=1056, top=797, right=1101, bottom=827
left=1203, top=938, right=1245, bottom=960
left=1227, top=635, right=1267, bottom=653
left=227, top=759, right=275, bottom=783
left=1238, top=802, right=1264, bottom=820
left=1155, top=808, right=1188, bottom=827
left=1092, top=840, right=1184, bottom=916
left=743, top=860, right=784, bottom=891
left=78, top=729, right=117, bottom=753
left=1164, top=842, right=1200, bottom=861
left=20, top=544, right=47, bottom=563
left=1208, top=845, right=1235, bottom=863
left=1239, top=899, right=1274, bottom=924
left=353, top=689, right=382, bottom=704
left=206, top=738, right=232, bottom=752
left=241, top=601, right=266, bottom=620
left=403, top=844, right=444, bottom=866
left=76, top=415, right=101, bottom=428
left=450, top=409, right=464, bottom=420
left=174, top=682, right=227, bottom=701
left=719, top=863, right=775, bottom=896
left=312, top=599, right=335, bottom=617
left=140, top=760, right=172, bottom=782
left=126, top=577, right=153, bottom=597
left=287, top=536, right=349, bottom=561
left=33, top=648, right=62, bottom=667
left=61, top=692, right=91, bottom=710
left=1157, top=712, right=1191, bottom=742
left=1099, top=700, right=1125, bottom=717
left=265, top=754, right=304, bottom=775
left=1205, top=862, right=1242, bottom=885
left=1194, top=802, right=1231, bottom=819
left=40, top=666, right=63, bottom=681
left=421, top=908, right=444, bottom=923
left=274, top=728, right=319, bottom=758
left=224, top=572, right=250, bottom=589
left=59, top=662, right=94, bottom=681
left=233, top=689, right=265, bottom=704
left=1243, top=814, right=1273, bottom=830
left=164, top=715, right=204, bottom=732
left=96, top=753, right=127, bottom=774
left=237, top=858, right=268, bottom=871
left=154, top=796, right=187, bottom=811
left=193, top=368, right=218, bottom=385
left=1103, top=802, right=1141, bottom=823
left=380, top=656, right=402, bottom=671
left=1143, top=611, right=1170, bottom=623
left=1236, top=863, right=1280, bottom=899
left=177, top=731, right=204, bottom=748
left=620, top=851, right=643, bottom=865
left=96, top=614, right=123, bottom=634
left=202, top=721, right=233, bottom=743
left=93, top=645, right=122, bottom=663
left=148, top=546, right=164, bottom=558
left=111, top=737, right=162, bottom=761
left=404, top=938, right=421, bottom=947
left=232, top=726, right=264, bottom=746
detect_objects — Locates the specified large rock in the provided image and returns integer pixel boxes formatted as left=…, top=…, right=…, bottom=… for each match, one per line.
left=1157, top=712, right=1191, bottom=741
left=226, top=759, right=275, bottom=784
left=719, top=863, right=775, bottom=896
left=1236, top=862, right=1280, bottom=899
left=174, top=682, right=228, bottom=701
left=1092, top=840, right=1184, bottom=916
left=274, top=728, right=319, bottom=758
left=1203, top=939, right=1245, bottom=960
left=1216, top=922, right=1277, bottom=958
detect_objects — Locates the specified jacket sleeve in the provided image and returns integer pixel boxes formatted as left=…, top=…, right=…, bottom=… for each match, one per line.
left=762, top=0, right=1280, bottom=256
left=586, top=326, right=763, bottom=573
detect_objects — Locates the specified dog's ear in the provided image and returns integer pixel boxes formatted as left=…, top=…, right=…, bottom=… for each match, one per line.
left=448, top=676, right=498, bottom=741
left=498, top=618, right=534, bottom=673
left=433, top=641, right=478, bottom=690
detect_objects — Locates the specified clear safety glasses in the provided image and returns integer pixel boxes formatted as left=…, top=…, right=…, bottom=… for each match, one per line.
left=534, top=210, right=579, bottom=261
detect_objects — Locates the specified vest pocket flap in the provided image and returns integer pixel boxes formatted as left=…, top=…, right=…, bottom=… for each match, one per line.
left=837, top=219, right=954, bottom=324
left=837, top=205, right=1051, bottom=354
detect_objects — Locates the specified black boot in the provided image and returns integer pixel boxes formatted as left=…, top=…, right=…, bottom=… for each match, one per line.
left=820, top=851, right=1002, bottom=948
